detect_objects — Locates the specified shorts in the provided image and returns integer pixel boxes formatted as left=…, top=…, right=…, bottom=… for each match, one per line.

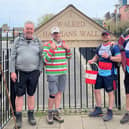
left=47, top=74, right=66, bottom=95
left=14, top=70, right=40, bottom=96
left=95, top=75, right=114, bottom=93
left=0, top=73, right=1, bottom=82
left=124, top=71, right=129, bottom=94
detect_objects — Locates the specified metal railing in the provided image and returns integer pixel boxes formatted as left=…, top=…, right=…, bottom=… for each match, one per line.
left=0, top=49, right=11, bottom=129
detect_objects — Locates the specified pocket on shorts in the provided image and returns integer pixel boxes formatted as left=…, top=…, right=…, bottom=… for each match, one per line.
left=47, top=75, right=58, bottom=82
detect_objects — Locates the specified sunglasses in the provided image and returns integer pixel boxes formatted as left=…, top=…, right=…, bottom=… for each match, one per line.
left=53, top=32, right=59, bottom=35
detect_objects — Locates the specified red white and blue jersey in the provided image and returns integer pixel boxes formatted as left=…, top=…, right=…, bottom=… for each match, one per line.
left=96, top=43, right=121, bottom=77
left=123, top=38, right=129, bottom=73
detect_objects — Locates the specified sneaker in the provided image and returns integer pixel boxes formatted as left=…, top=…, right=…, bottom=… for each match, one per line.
left=89, top=107, right=103, bottom=117
left=120, top=113, right=129, bottom=124
left=53, top=110, right=64, bottom=123
left=103, top=109, right=113, bottom=121
left=15, top=112, right=22, bottom=128
left=28, top=110, right=36, bottom=125
left=47, top=111, right=54, bottom=124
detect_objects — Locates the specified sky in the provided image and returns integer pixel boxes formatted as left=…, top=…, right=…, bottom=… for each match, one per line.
left=0, top=0, right=119, bottom=28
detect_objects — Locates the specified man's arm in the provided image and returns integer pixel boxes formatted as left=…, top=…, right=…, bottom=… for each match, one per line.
left=61, top=41, right=72, bottom=59
left=10, top=38, right=18, bottom=73
left=38, top=41, right=43, bottom=72
left=66, top=49, right=72, bottom=59
left=10, top=38, right=19, bottom=82
left=110, top=55, right=121, bottom=62
left=42, top=43, right=54, bottom=64
left=102, top=45, right=121, bottom=63
left=110, top=45, right=121, bottom=62
left=88, top=54, right=99, bottom=64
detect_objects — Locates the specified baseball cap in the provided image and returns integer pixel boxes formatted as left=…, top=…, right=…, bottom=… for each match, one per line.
left=51, top=26, right=60, bottom=34
left=101, top=31, right=110, bottom=36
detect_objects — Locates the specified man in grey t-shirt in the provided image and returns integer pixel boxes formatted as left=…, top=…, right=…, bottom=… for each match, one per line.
left=10, top=21, right=42, bottom=128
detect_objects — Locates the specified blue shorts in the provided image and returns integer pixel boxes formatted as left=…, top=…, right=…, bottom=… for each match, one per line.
left=95, top=75, right=114, bottom=93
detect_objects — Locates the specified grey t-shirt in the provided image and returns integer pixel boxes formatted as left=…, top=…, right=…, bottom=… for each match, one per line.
left=10, top=35, right=43, bottom=72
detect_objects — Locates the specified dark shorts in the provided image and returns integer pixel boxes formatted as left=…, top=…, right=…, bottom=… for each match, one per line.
left=124, top=71, right=129, bottom=94
left=14, top=70, right=40, bottom=97
left=95, top=75, right=114, bottom=93
left=47, top=74, right=66, bottom=95
left=0, top=73, right=1, bottom=82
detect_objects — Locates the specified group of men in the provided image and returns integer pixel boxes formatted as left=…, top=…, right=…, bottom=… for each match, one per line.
left=10, top=20, right=129, bottom=129
left=10, top=21, right=72, bottom=128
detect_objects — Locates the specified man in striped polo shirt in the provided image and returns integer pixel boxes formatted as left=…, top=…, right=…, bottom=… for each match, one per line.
left=42, top=26, right=72, bottom=124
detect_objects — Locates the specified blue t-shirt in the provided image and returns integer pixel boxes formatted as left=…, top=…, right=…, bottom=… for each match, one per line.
left=96, top=43, right=121, bottom=77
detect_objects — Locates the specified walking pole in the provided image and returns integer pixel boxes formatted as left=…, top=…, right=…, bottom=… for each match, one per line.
left=0, top=64, right=18, bottom=129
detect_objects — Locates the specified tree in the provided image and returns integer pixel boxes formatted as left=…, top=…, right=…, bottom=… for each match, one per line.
left=104, top=12, right=111, bottom=20
left=37, top=14, right=54, bottom=26
left=105, top=20, right=129, bottom=37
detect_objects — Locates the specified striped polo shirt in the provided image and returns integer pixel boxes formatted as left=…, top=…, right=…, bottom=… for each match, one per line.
left=42, top=39, right=72, bottom=75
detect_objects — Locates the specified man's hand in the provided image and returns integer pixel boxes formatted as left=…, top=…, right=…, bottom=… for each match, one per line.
left=110, top=41, right=117, bottom=46
left=50, top=42, right=56, bottom=50
left=11, top=72, right=17, bottom=83
left=88, top=59, right=95, bottom=64
left=62, top=42, right=70, bottom=50
left=102, top=52, right=110, bottom=59
left=88, top=55, right=98, bottom=64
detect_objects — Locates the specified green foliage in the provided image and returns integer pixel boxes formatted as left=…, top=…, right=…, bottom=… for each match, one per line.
left=105, top=20, right=129, bottom=37
left=37, top=14, right=54, bottom=26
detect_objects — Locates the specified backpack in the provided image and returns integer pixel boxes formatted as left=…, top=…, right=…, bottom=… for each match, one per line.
left=123, top=39, right=129, bottom=49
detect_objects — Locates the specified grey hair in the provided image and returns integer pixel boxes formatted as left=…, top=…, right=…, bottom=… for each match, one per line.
left=24, top=21, right=34, bottom=27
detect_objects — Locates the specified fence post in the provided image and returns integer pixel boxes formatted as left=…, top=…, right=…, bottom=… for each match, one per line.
left=117, top=66, right=121, bottom=110
left=10, top=28, right=16, bottom=115
left=6, top=31, right=9, bottom=116
left=0, top=27, right=2, bottom=128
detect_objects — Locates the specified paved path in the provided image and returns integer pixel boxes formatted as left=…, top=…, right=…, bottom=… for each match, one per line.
left=3, top=114, right=129, bottom=129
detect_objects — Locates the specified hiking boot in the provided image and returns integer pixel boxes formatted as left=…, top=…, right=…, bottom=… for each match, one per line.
left=15, top=112, right=22, bottom=129
left=28, top=110, right=36, bottom=126
left=103, top=109, right=113, bottom=121
left=89, top=107, right=103, bottom=117
left=47, top=111, right=54, bottom=124
left=120, top=113, right=129, bottom=124
left=53, top=110, right=64, bottom=123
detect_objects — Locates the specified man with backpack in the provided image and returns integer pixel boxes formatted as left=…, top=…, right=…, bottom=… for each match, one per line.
left=10, top=21, right=42, bottom=128
left=119, top=29, right=129, bottom=124
left=88, top=31, right=121, bottom=121
left=42, top=26, right=72, bottom=124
